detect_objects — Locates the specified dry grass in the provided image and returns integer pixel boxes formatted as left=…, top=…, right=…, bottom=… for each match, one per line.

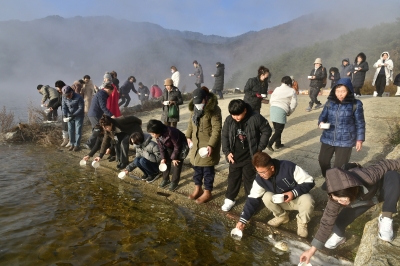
left=387, top=119, right=400, bottom=146
left=361, top=80, right=397, bottom=96
left=0, top=106, right=16, bottom=133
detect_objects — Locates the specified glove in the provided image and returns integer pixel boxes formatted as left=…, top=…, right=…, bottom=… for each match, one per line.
left=255, top=93, right=263, bottom=98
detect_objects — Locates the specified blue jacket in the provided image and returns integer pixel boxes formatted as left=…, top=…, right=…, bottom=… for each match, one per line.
left=318, top=78, right=365, bottom=147
left=88, top=89, right=113, bottom=118
left=239, top=159, right=315, bottom=224
left=62, top=92, right=84, bottom=118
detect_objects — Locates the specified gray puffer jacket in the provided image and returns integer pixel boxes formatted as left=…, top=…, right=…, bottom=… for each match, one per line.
left=126, top=133, right=161, bottom=171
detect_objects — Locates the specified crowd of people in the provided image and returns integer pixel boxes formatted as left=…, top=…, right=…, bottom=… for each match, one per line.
left=37, top=53, right=400, bottom=264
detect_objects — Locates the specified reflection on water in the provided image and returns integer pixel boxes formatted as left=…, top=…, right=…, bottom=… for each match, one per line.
left=0, top=144, right=352, bottom=266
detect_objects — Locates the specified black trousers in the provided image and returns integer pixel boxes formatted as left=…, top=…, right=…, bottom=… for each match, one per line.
left=318, top=143, right=352, bottom=177
left=308, top=87, right=321, bottom=107
left=86, top=116, right=100, bottom=148
left=225, top=160, right=256, bottom=201
left=269, top=122, right=285, bottom=146
left=375, top=74, right=386, bottom=96
left=47, top=98, right=59, bottom=121
left=353, top=87, right=362, bottom=96
left=119, top=94, right=131, bottom=107
left=164, top=121, right=177, bottom=128
left=163, top=159, right=184, bottom=184
left=115, top=133, right=130, bottom=165
left=195, top=83, right=201, bottom=89
left=333, top=171, right=400, bottom=237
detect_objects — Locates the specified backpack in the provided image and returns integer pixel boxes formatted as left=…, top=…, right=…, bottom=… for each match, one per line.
left=321, top=67, right=327, bottom=88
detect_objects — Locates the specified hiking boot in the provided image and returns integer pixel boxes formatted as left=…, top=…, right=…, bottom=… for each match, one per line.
left=378, top=214, right=394, bottom=242
left=324, top=233, right=346, bottom=249
left=189, top=185, right=204, bottom=200
left=68, top=145, right=75, bottom=151
left=267, top=212, right=289, bottom=227
left=274, top=144, right=284, bottom=149
left=195, top=190, right=212, bottom=204
left=60, top=138, right=69, bottom=147
left=168, top=182, right=179, bottom=191
left=73, top=146, right=81, bottom=152
left=117, top=163, right=127, bottom=170
left=146, top=172, right=161, bottom=183
left=221, top=198, right=235, bottom=212
left=305, top=106, right=312, bottom=112
left=314, top=103, right=323, bottom=109
left=159, top=179, right=171, bottom=188
left=141, top=174, right=149, bottom=181
left=297, top=219, right=308, bottom=238
left=107, top=156, right=116, bottom=162
left=267, top=145, right=274, bottom=152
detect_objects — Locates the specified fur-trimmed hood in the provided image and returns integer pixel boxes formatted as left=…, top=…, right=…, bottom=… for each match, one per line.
left=188, top=92, right=218, bottom=114
left=354, top=52, right=366, bottom=64
left=380, top=51, right=390, bottom=60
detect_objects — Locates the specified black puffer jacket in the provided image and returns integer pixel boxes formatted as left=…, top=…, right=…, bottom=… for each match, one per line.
left=243, top=77, right=268, bottom=112
left=213, top=63, right=225, bottom=91
left=393, top=73, right=400, bottom=86
left=222, top=103, right=272, bottom=160
left=351, top=53, right=369, bottom=88
left=309, top=66, right=325, bottom=89
left=160, top=87, right=183, bottom=123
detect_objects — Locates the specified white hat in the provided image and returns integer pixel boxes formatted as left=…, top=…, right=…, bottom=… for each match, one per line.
left=314, top=58, right=322, bottom=64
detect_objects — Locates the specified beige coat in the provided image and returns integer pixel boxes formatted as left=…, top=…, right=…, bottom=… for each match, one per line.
left=82, top=80, right=95, bottom=113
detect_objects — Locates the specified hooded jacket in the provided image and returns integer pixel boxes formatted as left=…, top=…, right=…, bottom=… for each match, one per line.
left=394, top=73, right=400, bottom=87
left=372, top=51, right=394, bottom=86
left=185, top=93, right=222, bottom=166
left=119, top=79, right=137, bottom=95
left=212, top=63, right=225, bottom=91
left=328, top=67, right=340, bottom=88
left=339, top=58, right=353, bottom=80
left=126, top=133, right=161, bottom=172
left=351, top=53, right=369, bottom=88
left=311, top=158, right=400, bottom=249
left=318, top=78, right=365, bottom=147
left=240, top=159, right=315, bottom=224
left=171, top=71, right=180, bottom=88
left=160, top=86, right=183, bottom=123
left=243, top=76, right=269, bottom=112
left=88, top=89, right=113, bottom=119
left=221, top=103, right=272, bottom=160
left=138, top=85, right=150, bottom=101
left=39, top=85, right=59, bottom=103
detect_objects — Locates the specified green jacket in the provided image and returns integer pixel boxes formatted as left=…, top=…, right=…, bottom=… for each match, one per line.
left=185, top=93, right=222, bottom=166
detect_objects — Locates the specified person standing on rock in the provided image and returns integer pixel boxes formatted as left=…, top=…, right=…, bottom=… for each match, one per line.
left=318, top=78, right=365, bottom=181
left=372, top=51, right=394, bottom=97
left=267, top=76, right=298, bottom=152
left=186, top=87, right=222, bottom=204
left=306, top=58, right=325, bottom=112
left=300, top=159, right=400, bottom=264
left=243, top=66, right=270, bottom=114
left=160, top=78, right=183, bottom=128
left=62, top=85, right=84, bottom=152
left=171, top=66, right=180, bottom=88
left=137, top=82, right=150, bottom=105
left=119, top=76, right=137, bottom=108
left=211, top=62, right=225, bottom=100
left=189, top=60, right=203, bottom=89
left=221, top=99, right=272, bottom=212
left=52, top=80, right=68, bottom=146
left=328, top=67, right=340, bottom=89
left=351, top=53, right=369, bottom=97
left=339, top=58, right=352, bottom=80
left=236, top=151, right=315, bottom=238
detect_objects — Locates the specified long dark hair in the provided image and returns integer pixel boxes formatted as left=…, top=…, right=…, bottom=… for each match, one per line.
left=330, top=186, right=359, bottom=202
left=99, top=115, right=114, bottom=128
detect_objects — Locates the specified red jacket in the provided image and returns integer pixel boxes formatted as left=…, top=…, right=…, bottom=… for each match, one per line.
left=106, top=84, right=121, bottom=117
left=150, top=85, right=163, bottom=98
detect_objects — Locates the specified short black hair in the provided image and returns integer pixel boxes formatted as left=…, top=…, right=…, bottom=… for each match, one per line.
left=104, top=84, right=114, bottom=90
left=228, top=99, right=247, bottom=115
left=37, top=84, right=43, bottom=90
left=129, top=76, right=136, bottom=82
left=83, top=75, right=90, bottom=80
left=78, top=79, right=84, bottom=84
left=130, top=131, right=144, bottom=145
left=281, top=76, right=292, bottom=86
left=147, top=119, right=166, bottom=134
left=55, top=80, right=66, bottom=89
left=99, top=115, right=114, bottom=127
left=330, top=186, right=359, bottom=203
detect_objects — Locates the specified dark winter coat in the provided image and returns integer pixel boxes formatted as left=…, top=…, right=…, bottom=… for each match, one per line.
left=99, top=116, right=143, bottom=156
left=193, top=64, right=204, bottom=84
left=157, top=126, right=186, bottom=161
left=212, top=63, right=225, bottom=91
left=185, top=93, right=222, bottom=166
left=88, top=89, right=113, bottom=119
left=393, top=73, right=400, bottom=86
left=318, top=78, right=365, bottom=147
left=311, top=158, right=400, bottom=249
left=62, top=92, right=84, bottom=118
left=328, top=67, right=340, bottom=88
left=309, top=66, right=325, bottom=89
left=243, top=76, right=269, bottom=112
left=119, top=79, right=137, bottom=95
left=222, top=103, right=272, bottom=160
left=160, top=87, right=183, bottom=123
left=351, top=53, right=369, bottom=88
left=138, top=86, right=150, bottom=101
left=339, top=58, right=353, bottom=79
left=240, top=159, right=315, bottom=224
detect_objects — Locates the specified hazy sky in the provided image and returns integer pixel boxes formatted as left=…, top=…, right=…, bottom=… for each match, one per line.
left=1, top=0, right=399, bottom=36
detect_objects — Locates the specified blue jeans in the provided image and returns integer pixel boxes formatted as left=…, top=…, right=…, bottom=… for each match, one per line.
left=193, top=166, right=215, bottom=191
left=68, top=116, right=83, bottom=147
left=134, top=157, right=159, bottom=177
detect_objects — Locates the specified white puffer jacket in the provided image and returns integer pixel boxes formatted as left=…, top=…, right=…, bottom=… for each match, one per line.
left=372, top=51, right=394, bottom=86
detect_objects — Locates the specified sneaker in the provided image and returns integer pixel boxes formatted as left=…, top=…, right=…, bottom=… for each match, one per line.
left=65, top=142, right=72, bottom=148
left=324, top=233, right=346, bottom=249
left=378, top=215, right=394, bottom=242
left=60, top=138, right=69, bottom=147
left=297, top=219, right=308, bottom=238
left=314, top=103, right=323, bottom=109
left=305, top=107, right=312, bottom=112
left=267, top=212, right=290, bottom=227
left=141, top=174, right=149, bottom=181
left=221, top=198, right=235, bottom=212
left=159, top=179, right=171, bottom=188
left=168, top=182, right=179, bottom=191
left=274, top=144, right=284, bottom=149
left=373, top=91, right=378, bottom=97
left=146, top=172, right=161, bottom=183
left=267, top=145, right=274, bottom=152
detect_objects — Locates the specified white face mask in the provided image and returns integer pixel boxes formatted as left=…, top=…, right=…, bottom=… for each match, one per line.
left=171, top=70, right=174, bottom=73
left=195, top=104, right=204, bottom=110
